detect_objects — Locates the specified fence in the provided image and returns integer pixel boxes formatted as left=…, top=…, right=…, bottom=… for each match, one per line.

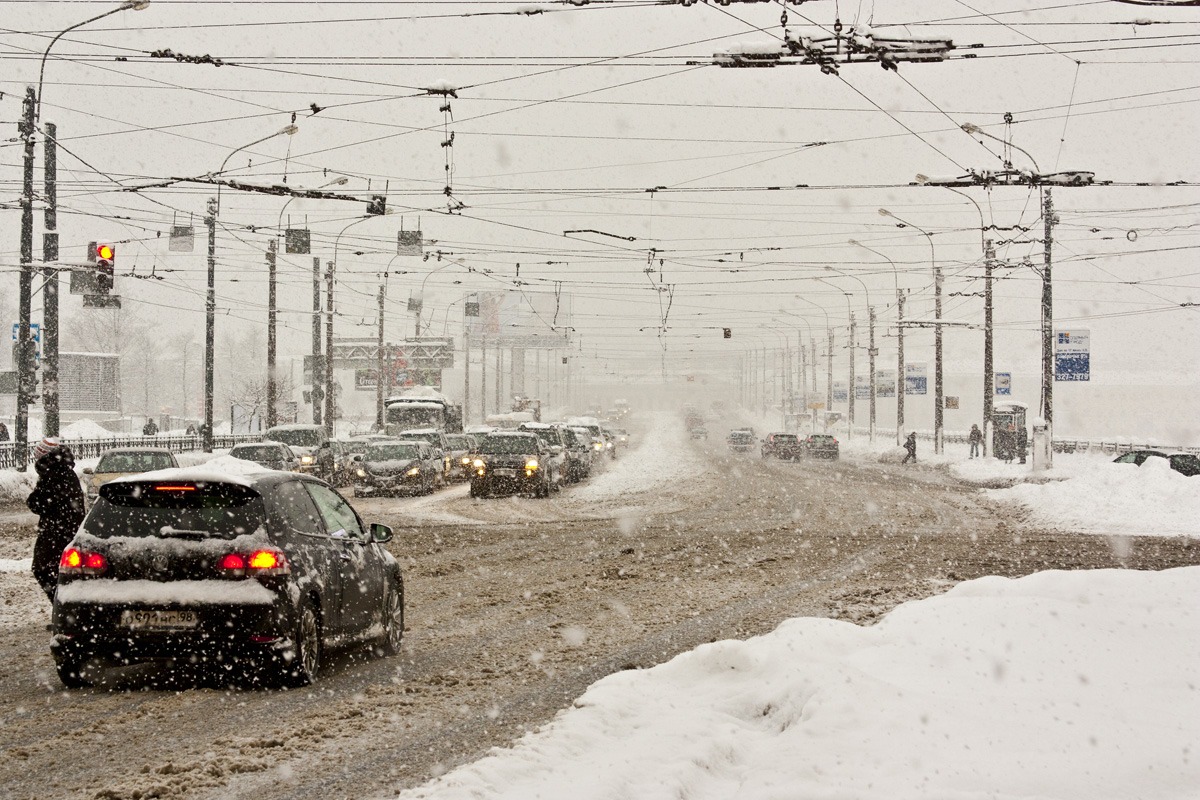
left=0, top=434, right=264, bottom=471
left=856, top=426, right=1200, bottom=456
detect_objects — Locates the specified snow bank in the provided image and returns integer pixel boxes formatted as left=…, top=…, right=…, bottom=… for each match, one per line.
left=401, top=567, right=1200, bottom=800
left=60, top=419, right=120, bottom=439
left=0, top=558, right=31, bottom=573
left=0, top=470, right=36, bottom=504
left=987, top=457, right=1200, bottom=537
left=568, top=414, right=710, bottom=502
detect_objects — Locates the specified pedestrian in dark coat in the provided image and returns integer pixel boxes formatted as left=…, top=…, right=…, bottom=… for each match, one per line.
left=0, top=421, right=9, bottom=442
left=968, top=424, right=983, bottom=458
left=27, top=438, right=86, bottom=601
left=1017, top=426, right=1028, bottom=464
left=902, top=431, right=917, bottom=464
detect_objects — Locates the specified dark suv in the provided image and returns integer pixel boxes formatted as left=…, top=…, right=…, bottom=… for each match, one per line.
left=50, top=471, right=404, bottom=689
left=802, top=434, right=840, bottom=460
left=762, top=433, right=801, bottom=460
left=469, top=432, right=553, bottom=498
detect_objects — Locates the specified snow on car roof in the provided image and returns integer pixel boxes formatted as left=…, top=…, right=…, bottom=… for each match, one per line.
left=265, top=423, right=323, bottom=432
left=98, top=446, right=175, bottom=455
left=110, top=455, right=276, bottom=487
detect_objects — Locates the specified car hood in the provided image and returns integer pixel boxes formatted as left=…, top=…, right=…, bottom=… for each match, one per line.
left=364, top=458, right=420, bottom=477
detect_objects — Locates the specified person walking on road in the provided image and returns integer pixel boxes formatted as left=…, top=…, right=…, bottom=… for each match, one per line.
left=902, top=431, right=917, bottom=465
left=968, top=424, right=983, bottom=459
left=27, top=438, right=86, bottom=602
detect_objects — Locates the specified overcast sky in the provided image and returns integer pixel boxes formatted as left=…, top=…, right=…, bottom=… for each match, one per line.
left=2, top=0, right=1198, bottom=438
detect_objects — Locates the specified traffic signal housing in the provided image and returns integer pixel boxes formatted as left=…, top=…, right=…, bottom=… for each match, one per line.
left=95, top=241, right=114, bottom=293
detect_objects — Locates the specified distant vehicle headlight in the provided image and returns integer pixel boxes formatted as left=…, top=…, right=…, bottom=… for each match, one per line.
left=525, top=459, right=539, bottom=470
left=356, top=468, right=367, bottom=477
left=473, top=458, right=485, bottom=469
left=300, top=454, right=315, bottom=465
left=407, top=467, right=421, bottom=477
left=462, top=456, right=472, bottom=465
left=593, top=442, right=603, bottom=450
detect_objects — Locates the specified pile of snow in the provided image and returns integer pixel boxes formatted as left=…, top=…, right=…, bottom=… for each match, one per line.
left=402, top=567, right=1200, bottom=800
left=568, top=415, right=710, bottom=503
left=0, top=469, right=37, bottom=504
left=60, top=419, right=121, bottom=440
left=987, top=456, right=1200, bottom=537
left=0, top=558, right=31, bottom=573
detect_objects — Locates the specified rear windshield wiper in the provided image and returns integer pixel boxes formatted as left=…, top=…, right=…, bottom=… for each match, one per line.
left=156, top=526, right=223, bottom=540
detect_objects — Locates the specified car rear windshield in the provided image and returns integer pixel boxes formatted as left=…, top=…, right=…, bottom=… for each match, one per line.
left=365, top=444, right=420, bottom=461
left=524, top=428, right=560, bottom=446
left=480, top=436, right=538, bottom=454
left=87, top=482, right=266, bottom=540
left=232, top=445, right=284, bottom=460
left=96, top=452, right=176, bottom=473
left=266, top=429, right=322, bottom=447
left=809, top=435, right=836, bottom=443
left=772, top=435, right=798, bottom=443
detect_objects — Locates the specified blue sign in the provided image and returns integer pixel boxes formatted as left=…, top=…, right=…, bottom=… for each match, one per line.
left=1054, top=329, right=1090, bottom=382
left=11, top=323, right=40, bottom=343
left=832, top=381, right=848, bottom=403
left=994, top=372, right=1012, bottom=396
left=905, top=362, right=927, bottom=396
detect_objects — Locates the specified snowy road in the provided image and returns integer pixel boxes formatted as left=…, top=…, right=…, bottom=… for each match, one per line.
left=1, top=421, right=1198, bottom=800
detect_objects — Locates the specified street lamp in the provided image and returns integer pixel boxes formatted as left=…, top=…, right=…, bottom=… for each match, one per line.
left=816, top=278, right=856, bottom=441
left=879, top=208, right=944, bottom=455
left=203, top=124, right=298, bottom=451
left=824, top=265, right=876, bottom=444
left=915, top=175, right=994, bottom=457
left=849, top=239, right=905, bottom=446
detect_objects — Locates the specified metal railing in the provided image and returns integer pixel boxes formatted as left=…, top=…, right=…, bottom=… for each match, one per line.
left=858, top=427, right=1200, bottom=456
left=0, top=433, right=264, bottom=471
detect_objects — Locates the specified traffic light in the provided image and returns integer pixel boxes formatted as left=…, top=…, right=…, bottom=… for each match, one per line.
left=95, top=241, right=114, bottom=293
left=366, top=195, right=386, bottom=216
left=723, top=328, right=732, bottom=339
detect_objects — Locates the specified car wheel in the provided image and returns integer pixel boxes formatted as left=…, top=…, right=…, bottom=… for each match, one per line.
left=55, top=652, right=93, bottom=689
left=283, top=602, right=321, bottom=688
left=379, top=581, right=405, bottom=656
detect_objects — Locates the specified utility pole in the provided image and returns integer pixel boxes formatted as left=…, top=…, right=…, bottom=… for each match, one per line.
left=983, top=240, right=995, bottom=457
left=934, top=256, right=944, bottom=455
left=867, top=306, right=876, bottom=444
left=16, top=87, right=36, bottom=469
left=480, top=336, right=488, bottom=420
left=376, top=282, right=385, bottom=430
left=1041, top=189, right=1055, bottom=468
left=494, top=347, right=502, bottom=412
left=324, top=261, right=335, bottom=437
left=825, top=330, right=833, bottom=416
left=43, top=121, right=60, bottom=438
left=847, top=312, right=856, bottom=440
left=311, top=256, right=322, bottom=426
left=463, top=328, right=471, bottom=426
left=266, top=238, right=278, bottom=428
left=896, top=290, right=906, bottom=445
left=203, top=196, right=217, bottom=453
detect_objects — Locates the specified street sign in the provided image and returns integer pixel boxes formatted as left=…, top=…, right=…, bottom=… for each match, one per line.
left=1055, top=329, right=1090, bottom=382
left=285, top=228, right=311, bottom=254
left=397, top=230, right=423, bottom=255
left=905, top=362, right=927, bottom=395
left=832, top=381, right=848, bottom=403
left=854, top=374, right=871, bottom=400
left=945, top=395, right=960, bottom=410
left=12, top=323, right=40, bottom=343
left=875, top=369, right=897, bottom=397
left=807, top=402, right=825, bottom=410
left=994, top=372, right=1012, bottom=396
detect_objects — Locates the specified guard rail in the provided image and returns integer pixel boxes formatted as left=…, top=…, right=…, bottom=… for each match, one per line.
left=0, top=434, right=264, bottom=471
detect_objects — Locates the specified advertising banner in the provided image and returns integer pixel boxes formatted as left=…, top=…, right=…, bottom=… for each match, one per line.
left=905, top=362, right=928, bottom=395
left=832, top=381, right=848, bottom=403
left=1054, top=329, right=1090, bottom=382
left=875, top=369, right=897, bottom=397
left=854, top=375, right=871, bottom=400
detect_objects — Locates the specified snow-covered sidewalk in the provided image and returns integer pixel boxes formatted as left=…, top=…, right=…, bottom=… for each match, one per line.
left=401, top=566, right=1200, bottom=800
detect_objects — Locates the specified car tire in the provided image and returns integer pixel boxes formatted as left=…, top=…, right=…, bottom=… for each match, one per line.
left=283, top=602, right=321, bottom=688
left=379, top=581, right=405, bottom=656
left=55, top=652, right=93, bottom=689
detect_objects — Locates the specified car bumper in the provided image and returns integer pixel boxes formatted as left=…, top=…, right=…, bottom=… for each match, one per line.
left=355, top=474, right=425, bottom=495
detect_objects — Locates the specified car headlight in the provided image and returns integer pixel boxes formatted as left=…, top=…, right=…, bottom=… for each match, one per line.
left=473, top=458, right=485, bottom=469
left=356, top=468, right=366, bottom=477
left=462, top=456, right=472, bottom=465
left=525, top=459, right=539, bottom=470
left=300, top=455, right=315, bottom=465
left=407, top=467, right=421, bottom=477
left=593, top=442, right=603, bottom=450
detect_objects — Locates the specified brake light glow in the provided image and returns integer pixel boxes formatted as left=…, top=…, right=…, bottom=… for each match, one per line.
left=218, top=549, right=289, bottom=577
left=154, top=484, right=196, bottom=492
left=59, top=547, right=108, bottom=576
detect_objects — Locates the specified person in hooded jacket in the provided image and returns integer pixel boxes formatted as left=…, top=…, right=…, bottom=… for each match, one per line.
left=28, top=437, right=86, bottom=601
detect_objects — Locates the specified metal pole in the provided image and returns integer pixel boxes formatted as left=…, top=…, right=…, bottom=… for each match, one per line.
left=847, top=312, right=856, bottom=441
left=868, top=306, right=876, bottom=444
left=932, top=234, right=944, bottom=455
left=311, top=256, right=322, bottom=425
left=463, top=329, right=471, bottom=427
left=324, top=261, right=335, bottom=437
left=203, top=197, right=216, bottom=452
left=42, top=122, right=60, bottom=438
left=376, top=282, right=385, bottom=430
left=266, top=239, right=278, bottom=428
left=16, top=87, right=35, bottom=469
left=825, top=330, right=833, bottom=414
left=897, top=289, right=905, bottom=446
left=480, top=336, right=488, bottom=420
left=983, top=240, right=995, bottom=457
left=1041, top=188, right=1054, bottom=468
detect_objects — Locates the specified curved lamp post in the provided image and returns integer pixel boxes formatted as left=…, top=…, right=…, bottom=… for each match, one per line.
left=849, top=239, right=905, bottom=445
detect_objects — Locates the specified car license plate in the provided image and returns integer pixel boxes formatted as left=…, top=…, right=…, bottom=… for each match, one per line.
left=493, top=468, right=517, bottom=477
left=120, top=609, right=199, bottom=631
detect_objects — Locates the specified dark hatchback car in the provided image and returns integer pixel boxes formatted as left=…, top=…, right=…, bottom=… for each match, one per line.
left=229, top=442, right=299, bottom=472
left=50, top=470, right=404, bottom=689
left=353, top=441, right=442, bottom=497
left=1113, top=450, right=1200, bottom=477
left=469, top=432, right=552, bottom=498
left=802, top=434, right=840, bottom=460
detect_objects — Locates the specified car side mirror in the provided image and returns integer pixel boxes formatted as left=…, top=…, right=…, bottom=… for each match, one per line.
left=351, top=454, right=362, bottom=462
left=370, top=522, right=393, bottom=543
left=82, top=467, right=94, bottom=475
left=551, top=445, right=563, bottom=454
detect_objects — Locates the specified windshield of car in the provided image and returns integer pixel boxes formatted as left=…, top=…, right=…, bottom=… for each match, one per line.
left=265, top=428, right=322, bottom=448
left=399, top=432, right=440, bottom=446
left=231, top=445, right=287, bottom=461
left=523, top=428, right=560, bottom=446
left=479, top=435, right=539, bottom=454
left=365, top=443, right=421, bottom=461
left=95, top=452, right=177, bottom=473
left=87, top=482, right=266, bottom=540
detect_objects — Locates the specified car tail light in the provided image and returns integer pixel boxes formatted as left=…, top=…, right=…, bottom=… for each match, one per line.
left=154, top=484, right=196, bottom=492
left=59, top=547, right=108, bottom=576
left=218, top=549, right=289, bottom=578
